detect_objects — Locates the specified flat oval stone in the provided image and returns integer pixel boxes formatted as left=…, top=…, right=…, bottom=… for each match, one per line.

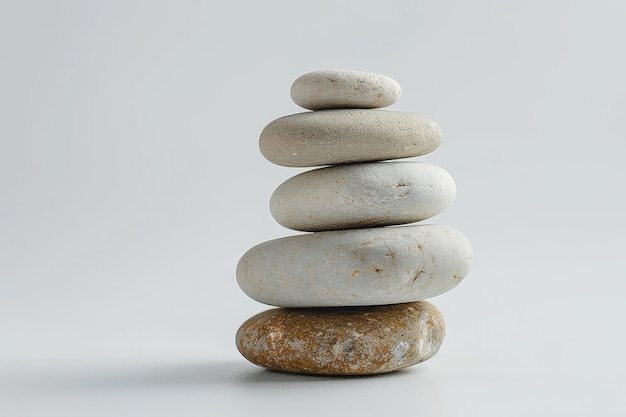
left=290, top=70, right=401, bottom=110
left=270, top=161, right=456, bottom=232
left=259, top=110, right=441, bottom=167
left=236, top=224, right=472, bottom=307
left=236, top=301, right=445, bottom=375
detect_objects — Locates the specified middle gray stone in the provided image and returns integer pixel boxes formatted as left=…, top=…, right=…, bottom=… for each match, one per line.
left=270, top=161, right=456, bottom=232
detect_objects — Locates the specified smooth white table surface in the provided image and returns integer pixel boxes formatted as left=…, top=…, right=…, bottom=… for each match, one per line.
left=2, top=347, right=623, bottom=417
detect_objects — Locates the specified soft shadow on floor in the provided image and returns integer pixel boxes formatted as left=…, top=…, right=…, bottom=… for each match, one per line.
left=76, top=361, right=253, bottom=389
left=2, top=359, right=420, bottom=393
left=238, top=366, right=418, bottom=384
left=73, top=360, right=418, bottom=389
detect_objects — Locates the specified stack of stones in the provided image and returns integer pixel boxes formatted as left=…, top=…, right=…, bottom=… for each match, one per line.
left=236, top=70, right=473, bottom=375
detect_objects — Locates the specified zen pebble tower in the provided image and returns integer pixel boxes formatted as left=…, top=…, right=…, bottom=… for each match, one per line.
left=236, top=70, right=473, bottom=375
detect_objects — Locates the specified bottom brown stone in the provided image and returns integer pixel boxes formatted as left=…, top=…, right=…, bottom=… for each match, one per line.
left=235, top=301, right=445, bottom=375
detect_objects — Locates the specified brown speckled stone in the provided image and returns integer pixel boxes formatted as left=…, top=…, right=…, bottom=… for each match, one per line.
left=236, top=301, right=445, bottom=375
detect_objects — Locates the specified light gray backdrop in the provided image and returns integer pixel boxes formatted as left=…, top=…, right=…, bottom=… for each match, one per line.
left=1, top=0, right=624, bottom=416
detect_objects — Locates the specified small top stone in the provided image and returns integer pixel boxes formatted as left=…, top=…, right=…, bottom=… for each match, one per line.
left=290, top=70, right=401, bottom=110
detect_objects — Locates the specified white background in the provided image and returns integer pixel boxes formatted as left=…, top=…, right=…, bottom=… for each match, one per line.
left=1, top=0, right=625, bottom=415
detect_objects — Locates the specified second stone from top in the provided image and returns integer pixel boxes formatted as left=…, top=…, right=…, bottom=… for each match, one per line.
left=259, top=110, right=441, bottom=167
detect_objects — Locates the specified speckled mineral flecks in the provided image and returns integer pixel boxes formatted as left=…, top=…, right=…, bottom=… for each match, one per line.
left=290, top=69, right=401, bottom=110
left=259, top=110, right=441, bottom=167
left=270, top=161, right=456, bottom=231
left=236, top=224, right=472, bottom=307
left=236, top=301, right=445, bottom=375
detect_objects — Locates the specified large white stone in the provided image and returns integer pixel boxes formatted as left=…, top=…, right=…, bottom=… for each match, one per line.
left=259, top=110, right=441, bottom=167
left=290, top=70, right=401, bottom=110
left=236, top=224, right=472, bottom=307
left=271, top=161, right=456, bottom=232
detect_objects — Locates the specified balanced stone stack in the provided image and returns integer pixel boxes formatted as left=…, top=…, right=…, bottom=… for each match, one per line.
left=236, top=70, right=473, bottom=375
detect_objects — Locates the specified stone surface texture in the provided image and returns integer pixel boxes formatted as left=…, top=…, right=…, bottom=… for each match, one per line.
left=259, top=110, right=441, bottom=167
left=236, top=301, right=445, bottom=375
left=290, top=69, right=401, bottom=110
left=236, top=224, right=472, bottom=307
left=270, top=161, right=456, bottom=232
